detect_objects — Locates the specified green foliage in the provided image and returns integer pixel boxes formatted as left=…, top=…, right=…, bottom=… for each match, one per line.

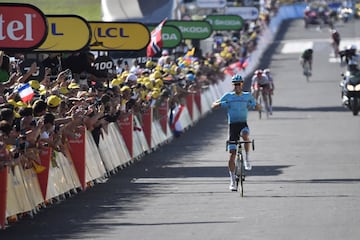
left=7, top=0, right=101, bottom=21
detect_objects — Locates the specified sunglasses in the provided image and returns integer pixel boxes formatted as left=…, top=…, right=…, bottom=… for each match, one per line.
left=233, top=82, right=242, bottom=86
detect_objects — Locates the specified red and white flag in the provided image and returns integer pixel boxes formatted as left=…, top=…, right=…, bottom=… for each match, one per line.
left=147, top=18, right=167, bottom=57
left=18, top=83, right=34, bottom=103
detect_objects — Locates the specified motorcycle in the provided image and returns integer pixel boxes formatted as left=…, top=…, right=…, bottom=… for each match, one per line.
left=340, top=70, right=360, bottom=115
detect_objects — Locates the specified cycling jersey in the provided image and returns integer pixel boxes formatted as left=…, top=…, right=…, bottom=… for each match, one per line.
left=251, top=74, right=270, bottom=86
left=302, top=50, right=313, bottom=60
left=332, top=32, right=340, bottom=44
left=219, top=91, right=256, bottom=124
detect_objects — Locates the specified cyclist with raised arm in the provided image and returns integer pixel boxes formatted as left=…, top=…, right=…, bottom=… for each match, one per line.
left=301, top=48, right=313, bottom=73
left=212, top=74, right=261, bottom=191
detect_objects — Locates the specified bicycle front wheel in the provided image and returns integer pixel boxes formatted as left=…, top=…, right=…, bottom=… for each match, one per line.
left=237, top=157, right=244, bottom=197
left=262, top=92, right=270, bottom=119
left=257, top=94, right=263, bottom=119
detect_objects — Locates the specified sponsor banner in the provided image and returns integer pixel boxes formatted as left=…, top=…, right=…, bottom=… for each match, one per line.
left=147, top=25, right=182, bottom=48
left=19, top=58, right=41, bottom=81
left=36, top=15, right=91, bottom=52
left=36, top=147, right=52, bottom=200
left=165, top=20, right=212, bottom=40
left=186, top=94, right=194, bottom=120
left=142, top=108, right=153, bottom=148
left=94, top=55, right=115, bottom=75
left=67, top=127, right=86, bottom=190
left=205, top=15, right=244, bottom=31
left=0, top=3, right=47, bottom=50
left=117, top=114, right=134, bottom=158
left=158, top=100, right=169, bottom=135
left=194, top=89, right=202, bottom=114
left=89, top=22, right=150, bottom=51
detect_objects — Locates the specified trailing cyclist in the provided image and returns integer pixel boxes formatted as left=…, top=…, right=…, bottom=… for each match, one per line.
left=300, top=48, right=313, bottom=74
left=211, top=74, right=261, bottom=191
left=331, top=29, right=341, bottom=57
left=263, top=68, right=275, bottom=115
left=251, top=69, right=271, bottom=114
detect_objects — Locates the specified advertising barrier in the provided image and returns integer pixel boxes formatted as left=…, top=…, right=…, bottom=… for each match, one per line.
left=0, top=3, right=306, bottom=229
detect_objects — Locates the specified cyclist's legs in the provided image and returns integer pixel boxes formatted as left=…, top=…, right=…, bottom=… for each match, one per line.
left=228, top=122, right=247, bottom=172
left=302, top=59, right=308, bottom=69
left=240, top=126, right=250, bottom=155
left=228, top=149, right=236, bottom=173
left=252, top=83, right=260, bottom=100
left=260, top=85, right=270, bottom=112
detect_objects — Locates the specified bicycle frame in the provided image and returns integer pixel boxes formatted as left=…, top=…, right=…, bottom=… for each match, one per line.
left=303, top=60, right=311, bottom=82
left=226, top=139, right=255, bottom=197
left=254, top=86, right=270, bottom=119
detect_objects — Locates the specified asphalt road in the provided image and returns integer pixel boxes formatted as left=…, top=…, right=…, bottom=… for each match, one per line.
left=1, top=19, right=360, bottom=240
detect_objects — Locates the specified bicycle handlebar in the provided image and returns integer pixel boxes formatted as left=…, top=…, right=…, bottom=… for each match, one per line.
left=226, top=139, right=255, bottom=151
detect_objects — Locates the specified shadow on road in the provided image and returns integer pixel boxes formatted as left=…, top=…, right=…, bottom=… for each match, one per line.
left=273, top=105, right=347, bottom=112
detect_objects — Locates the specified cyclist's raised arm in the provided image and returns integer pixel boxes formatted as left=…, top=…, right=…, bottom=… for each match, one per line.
left=212, top=93, right=231, bottom=109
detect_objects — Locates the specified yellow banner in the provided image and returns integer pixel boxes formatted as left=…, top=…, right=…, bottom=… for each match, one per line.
left=37, top=15, right=91, bottom=52
left=89, top=22, right=150, bottom=51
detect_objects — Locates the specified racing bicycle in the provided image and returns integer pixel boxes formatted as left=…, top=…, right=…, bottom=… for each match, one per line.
left=303, top=60, right=312, bottom=82
left=254, top=86, right=270, bottom=119
left=226, top=139, right=255, bottom=197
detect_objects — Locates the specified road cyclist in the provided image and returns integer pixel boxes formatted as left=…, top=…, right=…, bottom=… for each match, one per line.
left=300, top=48, right=313, bottom=81
left=263, top=68, right=275, bottom=115
left=331, top=29, right=341, bottom=58
left=251, top=69, right=272, bottom=118
left=211, top=74, right=261, bottom=191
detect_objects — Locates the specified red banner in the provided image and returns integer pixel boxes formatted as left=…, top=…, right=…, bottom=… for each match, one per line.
left=117, top=114, right=134, bottom=158
left=37, top=147, right=52, bottom=200
left=186, top=94, right=194, bottom=120
left=194, top=89, right=202, bottom=115
left=0, top=166, right=7, bottom=229
left=158, top=100, right=169, bottom=134
left=67, top=127, right=86, bottom=190
left=142, top=108, right=152, bottom=148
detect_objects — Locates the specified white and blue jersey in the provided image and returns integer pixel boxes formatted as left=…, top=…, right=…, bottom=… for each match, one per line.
left=219, top=91, right=256, bottom=124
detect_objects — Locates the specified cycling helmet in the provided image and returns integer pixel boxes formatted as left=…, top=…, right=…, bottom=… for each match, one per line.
left=263, top=68, right=270, bottom=74
left=255, top=69, right=263, bottom=75
left=231, top=74, right=243, bottom=83
left=347, top=44, right=357, bottom=51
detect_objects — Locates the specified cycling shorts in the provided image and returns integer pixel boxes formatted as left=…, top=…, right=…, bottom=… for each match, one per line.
left=228, top=122, right=250, bottom=151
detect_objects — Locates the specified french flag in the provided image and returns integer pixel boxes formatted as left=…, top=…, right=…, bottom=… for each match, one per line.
left=18, top=83, right=35, bottom=103
left=170, top=104, right=185, bottom=137
left=147, top=18, right=167, bottom=57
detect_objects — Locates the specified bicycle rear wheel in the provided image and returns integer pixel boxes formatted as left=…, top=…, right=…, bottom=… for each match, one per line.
left=303, top=62, right=311, bottom=82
